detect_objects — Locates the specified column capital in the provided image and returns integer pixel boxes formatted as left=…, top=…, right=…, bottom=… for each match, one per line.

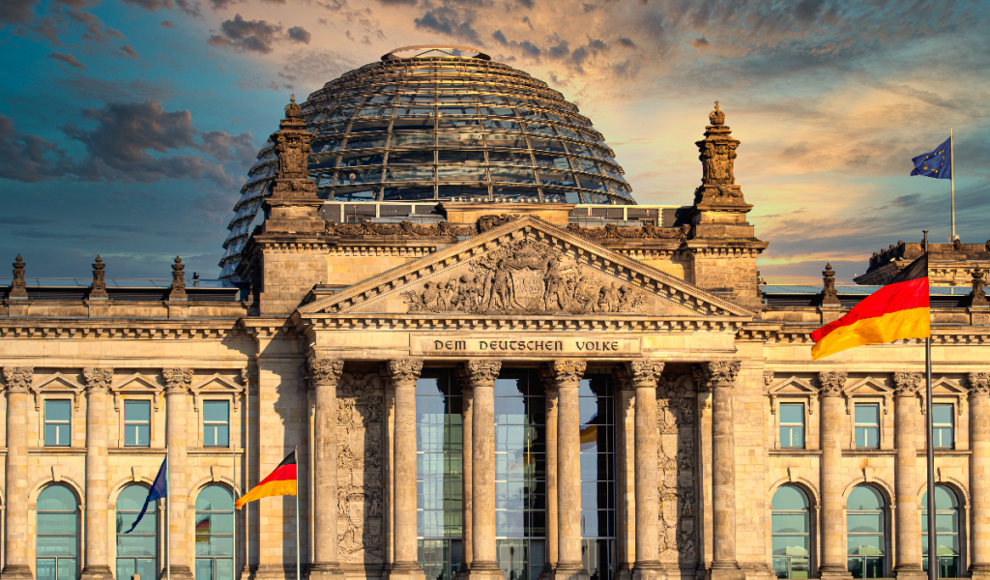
left=817, top=371, right=847, bottom=397
left=381, top=359, right=423, bottom=388
left=83, top=368, right=114, bottom=393
left=893, top=372, right=923, bottom=397
left=969, top=372, right=990, bottom=397
left=622, top=361, right=664, bottom=390
left=2, top=367, right=34, bottom=393
left=703, top=360, right=740, bottom=388
left=240, top=365, right=258, bottom=388
left=542, top=360, right=586, bottom=389
left=307, top=357, right=344, bottom=389
left=162, top=368, right=193, bottom=393
left=457, top=360, right=501, bottom=389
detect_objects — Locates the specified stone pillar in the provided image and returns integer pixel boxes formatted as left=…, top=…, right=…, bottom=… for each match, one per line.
left=81, top=368, right=115, bottom=580
left=460, top=385, right=474, bottom=577
left=613, top=368, right=635, bottom=580
left=307, top=357, right=345, bottom=580
left=2, top=367, right=34, bottom=580
left=893, top=372, right=924, bottom=579
left=626, top=362, right=665, bottom=580
left=970, top=373, right=990, bottom=580
left=459, top=360, right=503, bottom=580
left=164, top=368, right=196, bottom=580
left=546, top=360, right=589, bottom=580
left=818, top=372, right=851, bottom=580
left=705, top=361, right=741, bottom=579
left=538, top=367, right=560, bottom=580
left=383, top=360, right=426, bottom=580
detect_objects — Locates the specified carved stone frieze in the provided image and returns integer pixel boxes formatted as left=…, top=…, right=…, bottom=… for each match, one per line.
left=326, top=219, right=477, bottom=238
left=162, top=368, right=193, bottom=393
left=565, top=222, right=689, bottom=241
left=543, top=360, right=586, bottom=388
left=380, top=359, right=423, bottom=388
left=3, top=367, right=34, bottom=392
left=83, top=368, right=114, bottom=393
left=818, top=371, right=847, bottom=397
left=457, top=360, right=501, bottom=389
left=703, top=360, right=740, bottom=387
left=893, top=372, right=924, bottom=397
left=335, top=372, right=385, bottom=563
left=969, top=373, right=990, bottom=397
left=655, top=374, right=697, bottom=563
left=307, top=357, right=344, bottom=389
left=623, top=361, right=664, bottom=389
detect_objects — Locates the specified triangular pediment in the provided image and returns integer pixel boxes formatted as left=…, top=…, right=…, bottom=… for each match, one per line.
left=300, top=216, right=753, bottom=319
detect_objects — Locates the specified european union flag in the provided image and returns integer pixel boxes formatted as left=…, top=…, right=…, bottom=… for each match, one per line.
left=124, top=456, right=167, bottom=534
left=911, top=137, right=952, bottom=179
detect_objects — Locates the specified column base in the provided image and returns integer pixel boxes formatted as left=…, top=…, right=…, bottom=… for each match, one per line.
left=161, top=565, right=196, bottom=580
left=469, top=561, right=505, bottom=580
left=632, top=566, right=667, bottom=580
left=1, top=564, right=35, bottom=580
left=818, top=565, right=852, bottom=580
left=308, top=563, right=345, bottom=580
left=554, top=562, right=589, bottom=580
left=537, top=563, right=557, bottom=580
left=615, top=565, right=633, bottom=580
left=80, top=565, right=115, bottom=580
left=252, top=564, right=302, bottom=580
left=893, top=565, right=925, bottom=580
left=972, top=563, right=990, bottom=578
left=389, top=561, right=426, bottom=580
left=707, top=562, right=743, bottom=580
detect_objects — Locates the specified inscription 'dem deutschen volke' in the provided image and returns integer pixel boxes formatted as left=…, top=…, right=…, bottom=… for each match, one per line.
left=411, top=337, right=641, bottom=356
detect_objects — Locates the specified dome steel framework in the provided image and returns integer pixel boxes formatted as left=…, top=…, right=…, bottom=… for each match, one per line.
left=221, top=47, right=636, bottom=279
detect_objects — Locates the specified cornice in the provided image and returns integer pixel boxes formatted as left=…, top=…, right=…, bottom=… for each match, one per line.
left=755, top=325, right=990, bottom=346
left=0, top=319, right=244, bottom=340
left=296, top=313, right=747, bottom=333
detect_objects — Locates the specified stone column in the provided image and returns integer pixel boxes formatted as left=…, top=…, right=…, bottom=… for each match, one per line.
left=307, top=357, right=345, bottom=580
left=538, top=367, right=560, bottom=580
left=2, top=367, right=34, bottom=580
left=546, top=360, right=589, bottom=580
left=705, top=361, right=741, bottom=579
left=624, top=362, right=665, bottom=580
left=459, top=360, right=503, bottom=580
left=383, top=360, right=426, bottom=580
left=893, top=372, right=924, bottom=579
left=970, top=373, right=990, bottom=580
left=818, top=372, right=851, bottom=580
left=460, top=385, right=474, bottom=577
left=164, top=368, right=195, bottom=580
left=81, top=368, right=115, bottom=580
left=613, top=368, right=635, bottom=580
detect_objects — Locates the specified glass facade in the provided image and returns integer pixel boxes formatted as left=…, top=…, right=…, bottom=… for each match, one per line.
left=495, top=370, right=546, bottom=580
left=195, top=486, right=235, bottom=580
left=416, top=370, right=464, bottom=580
left=220, top=52, right=637, bottom=280
left=116, top=484, right=158, bottom=580
left=771, top=485, right=810, bottom=579
left=37, top=485, right=78, bottom=580
left=847, top=486, right=885, bottom=578
left=579, top=374, right=616, bottom=580
left=922, top=485, right=960, bottom=578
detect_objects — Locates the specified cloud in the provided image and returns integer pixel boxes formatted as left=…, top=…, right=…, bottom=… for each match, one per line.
left=287, top=25, right=310, bottom=43
left=208, top=14, right=283, bottom=53
left=48, top=51, right=86, bottom=69
left=159, top=20, right=174, bottom=27
left=0, top=115, right=72, bottom=183
left=235, top=78, right=281, bottom=91
left=414, top=8, right=480, bottom=44
left=118, top=44, right=139, bottom=58
left=0, top=0, right=36, bottom=25
left=119, top=0, right=199, bottom=16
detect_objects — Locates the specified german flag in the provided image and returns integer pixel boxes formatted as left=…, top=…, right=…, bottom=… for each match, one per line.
left=811, top=254, right=930, bottom=360
left=235, top=451, right=297, bottom=509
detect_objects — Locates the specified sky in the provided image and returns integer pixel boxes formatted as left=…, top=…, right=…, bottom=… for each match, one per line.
left=2, top=0, right=989, bottom=285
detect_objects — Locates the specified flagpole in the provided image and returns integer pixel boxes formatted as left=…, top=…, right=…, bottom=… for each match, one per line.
left=295, top=445, right=301, bottom=580
left=923, top=233, right=937, bottom=580
left=950, top=129, right=956, bottom=241
left=167, top=446, right=171, bottom=580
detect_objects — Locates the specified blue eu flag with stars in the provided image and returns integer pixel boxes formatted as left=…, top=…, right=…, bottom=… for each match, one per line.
left=123, top=456, right=166, bottom=534
left=911, top=137, right=952, bottom=179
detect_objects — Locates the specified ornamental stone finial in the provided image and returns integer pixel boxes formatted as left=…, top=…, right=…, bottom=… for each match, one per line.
left=818, top=371, right=847, bottom=397
left=694, top=100, right=744, bottom=206
left=703, top=360, right=740, bottom=387
left=893, top=372, right=924, bottom=396
left=10, top=254, right=28, bottom=299
left=821, top=263, right=840, bottom=306
left=2, top=367, right=34, bottom=392
left=90, top=256, right=108, bottom=299
left=169, top=256, right=188, bottom=301
left=307, top=357, right=343, bottom=389
left=162, top=368, right=193, bottom=393
left=83, top=368, right=114, bottom=393
left=970, top=267, right=988, bottom=307
left=457, top=360, right=501, bottom=389
left=543, top=360, right=586, bottom=389
left=969, top=373, right=990, bottom=397
left=381, top=359, right=423, bottom=388
left=709, top=101, right=725, bottom=126
left=622, top=361, right=665, bottom=389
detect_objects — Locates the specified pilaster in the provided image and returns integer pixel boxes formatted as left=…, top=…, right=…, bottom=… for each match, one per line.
left=893, top=372, right=924, bottom=580
left=817, top=372, right=851, bottom=580
left=2, top=367, right=34, bottom=580
left=969, top=373, right=990, bottom=580
left=307, top=357, right=345, bottom=580
left=164, top=367, right=196, bottom=580
left=626, top=361, right=666, bottom=580
left=705, top=361, right=743, bottom=580
left=80, top=367, right=114, bottom=580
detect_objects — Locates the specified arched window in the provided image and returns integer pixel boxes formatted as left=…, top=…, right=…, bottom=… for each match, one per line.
left=37, top=485, right=78, bottom=580
left=771, top=485, right=811, bottom=579
left=116, top=484, right=158, bottom=580
left=847, top=486, right=886, bottom=578
left=195, top=485, right=235, bottom=580
left=922, top=485, right=960, bottom=578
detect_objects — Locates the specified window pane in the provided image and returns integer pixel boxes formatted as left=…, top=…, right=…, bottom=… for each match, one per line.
left=38, top=486, right=77, bottom=511
left=37, top=536, right=77, bottom=557
left=116, top=559, right=136, bottom=580
left=932, top=404, right=953, bottom=425
left=45, top=424, right=61, bottom=446
left=779, top=404, right=804, bottom=424
left=855, top=404, right=879, bottom=424
left=215, top=425, right=229, bottom=447
left=772, top=535, right=810, bottom=555
left=203, top=402, right=229, bottom=423
left=125, top=401, right=151, bottom=422
left=772, top=486, right=808, bottom=510
left=117, top=536, right=156, bottom=557
left=196, top=486, right=234, bottom=511
left=38, top=559, right=57, bottom=580
left=137, top=425, right=150, bottom=446
left=46, top=401, right=71, bottom=422
left=216, top=558, right=234, bottom=580
left=204, top=428, right=216, bottom=447
left=848, top=486, right=883, bottom=510
left=772, top=514, right=808, bottom=534
left=136, top=559, right=158, bottom=580
left=57, top=558, right=77, bottom=580
left=848, top=514, right=883, bottom=534
left=195, top=558, right=213, bottom=580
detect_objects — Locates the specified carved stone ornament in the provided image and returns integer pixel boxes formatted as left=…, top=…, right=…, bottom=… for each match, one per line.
left=162, top=368, right=193, bottom=393
left=274, top=95, right=312, bottom=181
left=763, top=371, right=775, bottom=395
left=970, top=267, right=988, bottom=307
left=83, top=368, right=114, bottom=393
left=694, top=101, right=746, bottom=207
left=969, top=373, right=990, bottom=397
left=307, top=357, right=343, bottom=389
left=691, top=365, right=709, bottom=392
left=821, top=263, right=840, bottom=306
left=169, top=256, right=188, bottom=301
left=655, top=373, right=698, bottom=562
left=893, top=372, right=924, bottom=397
left=325, top=217, right=687, bottom=241
left=10, top=254, right=28, bottom=298
left=818, top=371, right=847, bottom=397
left=2, top=367, right=34, bottom=392
left=543, top=360, right=586, bottom=388
left=624, top=361, right=665, bottom=389
left=703, top=360, right=740, bottom=387
left=90, top=255, right=108, bottom=299
left=457, top=360, right=501, bottom=389
left=381, top=359, right=423, bottom=388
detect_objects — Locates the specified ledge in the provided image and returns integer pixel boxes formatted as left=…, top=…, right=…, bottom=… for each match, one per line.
left=770, top=449, right=822, bottom=456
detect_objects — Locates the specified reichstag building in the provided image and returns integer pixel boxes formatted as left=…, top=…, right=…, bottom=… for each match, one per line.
left=2, top=45, right=989, bottom=580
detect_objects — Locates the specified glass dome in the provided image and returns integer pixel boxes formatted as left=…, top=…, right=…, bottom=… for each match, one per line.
left=220, top=46, right=636, bottom=280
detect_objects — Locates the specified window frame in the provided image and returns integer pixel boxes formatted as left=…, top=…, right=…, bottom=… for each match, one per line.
left=853, top=402, right=881, bottom=450
left=771, top=485, right=814, bottom=579
left=846, top=485, right=887, bottom=579
left=931, top=402, right=955, bottom=450
left=123, top=399, right=153, bottom=448
left=36, top=484, right=79, bottom=580
left=922, top=485, right=963, bottom=579
left=202, top=399, right=231, bottom=448
left=115, top=484, right=159, bottom=580
left=778, top=402, right=806, bottom=450
left=43, top=399, right=73, bottom=447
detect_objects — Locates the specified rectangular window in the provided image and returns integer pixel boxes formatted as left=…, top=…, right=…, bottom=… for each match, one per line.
left=779, top=403, right=805, bottom=449
left=932, top=404, right=954, bottom=449
left=855, top=403, right=880, bottom=449
left=44, top=400, right=72, bottom=446
left=203, top=401, right=229, bottom=447
left=124, top=401, right=151, bottom=447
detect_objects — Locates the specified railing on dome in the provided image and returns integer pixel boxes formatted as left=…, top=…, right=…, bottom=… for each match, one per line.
left=382, top=45, right=492, bottom=61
